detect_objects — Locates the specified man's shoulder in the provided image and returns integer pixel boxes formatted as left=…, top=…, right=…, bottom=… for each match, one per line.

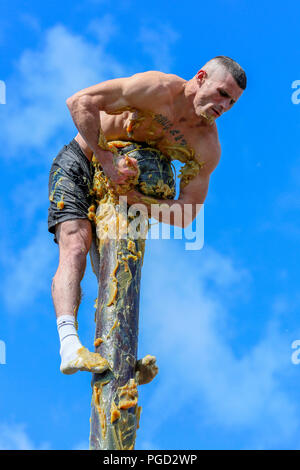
left=194, top=124, right=221, bottom=175
left=123, top=71, right=185, bottom=108
left=129, top=70, right=186, bottom=90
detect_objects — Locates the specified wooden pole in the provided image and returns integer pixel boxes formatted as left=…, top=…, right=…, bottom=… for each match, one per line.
left=89, top=231, right=146, bottom=450
left=88, top=152, right=149, bottom=450
left=88, top=140, right=175, bottom=450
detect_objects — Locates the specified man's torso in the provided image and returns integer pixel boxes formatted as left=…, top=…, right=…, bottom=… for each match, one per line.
left=76, top=72, right=221, bottom=173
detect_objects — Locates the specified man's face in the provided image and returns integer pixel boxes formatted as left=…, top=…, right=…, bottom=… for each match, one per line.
left=194, top=67, right=244, bottom=121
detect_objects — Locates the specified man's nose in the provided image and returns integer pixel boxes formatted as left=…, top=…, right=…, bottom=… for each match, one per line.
left=223, top=98, right=232, bottom=111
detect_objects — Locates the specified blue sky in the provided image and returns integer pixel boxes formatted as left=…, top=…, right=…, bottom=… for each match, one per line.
left=0, top=0, right=300, bottom=450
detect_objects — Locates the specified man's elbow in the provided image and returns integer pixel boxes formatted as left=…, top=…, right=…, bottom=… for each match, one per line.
left=181, top=202, right=204, bottom=229
left=66, top=93, right=93, bottom=114
left=181, top=214, right=196, bottom=229
left=66, top=93, right=77, bottom=112
left=167, top=206, right=194, bottom=229
left=170, top=215, right=193, bottom=229
left=181, top=217, right=192, bottom=229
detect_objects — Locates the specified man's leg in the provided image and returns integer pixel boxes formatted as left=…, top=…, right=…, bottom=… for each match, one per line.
left=52, top=218, right=109, bottom=375
left=52, top=219, right=91, bottom=319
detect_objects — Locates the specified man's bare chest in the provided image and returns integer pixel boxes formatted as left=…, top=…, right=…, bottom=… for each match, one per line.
left=101, top=109, right=213, bottom=166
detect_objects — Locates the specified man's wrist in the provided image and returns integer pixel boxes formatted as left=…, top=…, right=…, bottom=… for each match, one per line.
left=94, top=148, right=113, bottom=167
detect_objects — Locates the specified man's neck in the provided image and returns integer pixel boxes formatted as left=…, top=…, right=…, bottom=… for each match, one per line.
left=173, top=82, right=208, bottom=128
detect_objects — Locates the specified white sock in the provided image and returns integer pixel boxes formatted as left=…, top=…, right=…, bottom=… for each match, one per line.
left=57, top=315, right=82, bottom=361
left=56, top=314, right=109, bottom=375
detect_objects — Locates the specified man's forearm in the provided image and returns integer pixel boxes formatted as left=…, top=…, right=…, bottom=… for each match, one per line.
left=127, top=191, right=201, bottom=228
left=150, top=199, right=201, bottom=228
left=66, top=94, right=113, bottom=169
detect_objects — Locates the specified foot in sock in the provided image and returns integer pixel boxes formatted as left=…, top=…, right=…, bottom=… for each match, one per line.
left=57, top=315, right=109, bottom=375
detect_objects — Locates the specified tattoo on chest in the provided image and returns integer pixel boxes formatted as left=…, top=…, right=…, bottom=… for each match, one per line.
left=153, top=114, right=188, bottom=147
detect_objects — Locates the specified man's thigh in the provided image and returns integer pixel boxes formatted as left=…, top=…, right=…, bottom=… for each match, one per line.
left=55, top=219, right=93, bottom=255
left=48, top=139, right=95, bottom=244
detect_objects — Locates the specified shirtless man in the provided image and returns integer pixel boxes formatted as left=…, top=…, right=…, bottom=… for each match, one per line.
left=48, top=55, right=246, bottom=375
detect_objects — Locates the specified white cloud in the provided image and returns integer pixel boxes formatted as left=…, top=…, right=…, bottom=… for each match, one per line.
left=140, top=440, right=159, bottom=451
left=87, top=14, right=118, bottom=45
left=1, top=22, right=126, bottom=158
left=139, top=24, right=179, bottom=72
left=0, top=423, right=49, bottom=450
left=72, top=440, right=89, bottom=450
left=10, top=173, right=49, bottom=225
left=1, top=18, right=181, bottom=159
left=2, top=222, right=56, bottom=312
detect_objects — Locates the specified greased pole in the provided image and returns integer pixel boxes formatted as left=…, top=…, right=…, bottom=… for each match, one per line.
left=88, top=134, right=175, bottom=450
left=89, top=161, right=148, bottom=450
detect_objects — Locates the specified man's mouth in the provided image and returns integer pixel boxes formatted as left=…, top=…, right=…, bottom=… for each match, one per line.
left=212, top=107, right=221, bottom=117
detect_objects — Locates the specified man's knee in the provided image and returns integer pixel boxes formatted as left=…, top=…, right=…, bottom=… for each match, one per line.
left=55, top=219, right=92, bottom=260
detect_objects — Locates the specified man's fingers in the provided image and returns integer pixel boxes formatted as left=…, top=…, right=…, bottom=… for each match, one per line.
left=129, top=157, right=138, bottom=168
left=125, top=155, right=138, bottom=167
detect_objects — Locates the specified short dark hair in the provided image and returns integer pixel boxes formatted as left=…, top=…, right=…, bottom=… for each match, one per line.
left=212, top=55, right=247, bottom=90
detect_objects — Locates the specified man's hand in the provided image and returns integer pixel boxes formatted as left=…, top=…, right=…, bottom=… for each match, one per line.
left=96, top=150, right=139, bottom=185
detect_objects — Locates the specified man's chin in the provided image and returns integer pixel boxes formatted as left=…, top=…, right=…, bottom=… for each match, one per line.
left=198, top=111, right=215, bottom=125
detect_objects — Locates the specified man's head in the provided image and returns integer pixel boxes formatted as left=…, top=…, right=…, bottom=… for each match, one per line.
left=192, top=56, right=246, bottom=122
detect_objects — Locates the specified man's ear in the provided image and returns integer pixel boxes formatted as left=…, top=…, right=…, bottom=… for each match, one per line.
left=196, top=70, right=207, bottom=82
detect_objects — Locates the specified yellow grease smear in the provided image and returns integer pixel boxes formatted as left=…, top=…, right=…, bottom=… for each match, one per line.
left=77, top=346, right=108, bottom=371
left=93, top=382, right=107, bottom=439
left=118, top=379, right=138, bottom=410
left=139, top=179, right=174, bottom=199
left=110, top=400, right=121, bottom=424
left=88, top=206, right=96, bottom=221
left=49, top=174, right=65, bottom=203
left=107, top=381, right=141, bottom=449
left=106, top=260, right=119, bottom=307
left=106, top=318, right=120, bottom=340
left=136, top=406, right=142, bottom=430
left=120, top=257, right=132, bottom=279
left=124, top=240, right=142, bottom=263
left=94, top=337, right=103, bottom=347
left=125, top=253, right=138, bottom=262
left=127, top=240, right=137, bottom=254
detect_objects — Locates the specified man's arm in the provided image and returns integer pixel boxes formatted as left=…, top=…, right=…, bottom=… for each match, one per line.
left=126, top=172, right=210, bottom=228
left=66, top=72, right=180, bottom=175
left=126, top=144, right=220, bottom=228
